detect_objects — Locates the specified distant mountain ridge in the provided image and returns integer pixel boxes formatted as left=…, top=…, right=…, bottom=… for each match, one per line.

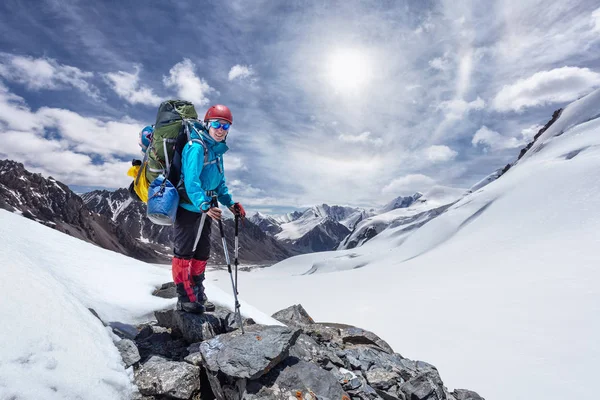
left=81, top=188, right=299, bottom=265
left=251, top=204, right=369, bottom=252
left=0, top=159, right=157, bottom=262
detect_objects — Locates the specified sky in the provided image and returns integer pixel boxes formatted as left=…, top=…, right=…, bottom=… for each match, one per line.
left=0, top=0, right=599, bottom=214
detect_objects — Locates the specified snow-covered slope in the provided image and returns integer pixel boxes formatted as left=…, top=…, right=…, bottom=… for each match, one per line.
left=210, top=89, right=600, bottom=400
left=0, top=209, right=280, bottom=400
left=339, top=186, right=465, bottom=250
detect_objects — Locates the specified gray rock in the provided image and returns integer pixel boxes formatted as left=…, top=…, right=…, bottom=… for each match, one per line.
left=271, top=304, right=315, bottom=327
left=244, top=358, right=350, bottom=400
left=200, top=325, right=301, bottom=380
left=173, top=310, right=222, bottom=343
left=155, top=309, right=176, bottom=329
left=88, top=308, right=103, bottom=323
left=135, top=325, right=188, bottom=361
left=115, top=338, right=141, bottom=368
left=345, top=370, right=382, bottom=400
left=153, top=282, right=177, bottom=299
left=339, top=368, right=363, bottom=390
left=109, top=321, right=139, bottom=340
left=375, top=388, right=406, bottom=400
left=289, top=333, right=346, bottom=369
left=365, top=368, right=399, bottom=390
left=212, top=305, right=255, bottom=332
left=451, top=389, right=485, bottom=400
left=184, top=342, right=203, bottom=366
left=134, top=356, right=200, bottom=399
left=340, top=327, right=394, bottom=354
left=302, top=323, right=343, bottom=345
left=399, top=371, right=446, bottom=400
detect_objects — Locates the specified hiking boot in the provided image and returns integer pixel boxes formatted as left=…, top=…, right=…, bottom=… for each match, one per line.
left=190, top=260, right=215, bottom=312
left=176, top=300, right=205, bottom=314
left=203, top=298, right=216, bottom=312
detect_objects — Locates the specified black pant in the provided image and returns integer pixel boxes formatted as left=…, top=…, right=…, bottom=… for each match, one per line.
left=173, top=207, right=212, bottom=260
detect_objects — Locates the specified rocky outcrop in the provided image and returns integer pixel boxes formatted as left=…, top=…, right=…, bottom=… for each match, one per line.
left=100, top=293, right=484, bottom=400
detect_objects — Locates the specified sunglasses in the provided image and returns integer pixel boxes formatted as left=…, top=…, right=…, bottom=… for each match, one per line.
left=208, top=120, right=231, bottom=131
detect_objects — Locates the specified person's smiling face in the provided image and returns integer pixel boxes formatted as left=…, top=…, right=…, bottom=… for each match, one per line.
left=207, top=119, right=230, bottom=142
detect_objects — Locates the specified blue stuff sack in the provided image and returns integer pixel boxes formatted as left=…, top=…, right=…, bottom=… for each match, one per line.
left=147, top=175, right=179, bottom=226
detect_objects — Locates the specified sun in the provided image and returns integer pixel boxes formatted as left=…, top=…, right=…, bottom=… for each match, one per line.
left=326, top=48, right=372, bottom=94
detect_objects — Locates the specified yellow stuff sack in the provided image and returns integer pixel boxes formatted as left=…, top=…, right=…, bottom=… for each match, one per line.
left=127, top=164, right=150, bottom=203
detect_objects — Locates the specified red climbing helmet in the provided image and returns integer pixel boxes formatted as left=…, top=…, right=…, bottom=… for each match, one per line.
left=204, top=104, right=233, bottom=124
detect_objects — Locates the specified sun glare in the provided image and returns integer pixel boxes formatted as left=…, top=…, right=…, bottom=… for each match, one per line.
left=326, top=48, right=371, bottom=94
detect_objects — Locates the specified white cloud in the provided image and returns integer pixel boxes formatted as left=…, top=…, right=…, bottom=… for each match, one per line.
left=228, top=179, right=264, bottom=197
left=0, top=82, right=142, bottom=187
left=472, top=126, right=526, bottom=152
left=338, top=131, right=383, bottom=146
left=104, top=66, right=161, bottom=107
left=425, top=145, right=458, bottom=162
left=438, top=96, right=485, bottom=120
left=520, top=124, right=543, bottom=141
left=382, top=174, right=436, bottom=195
left=0, top=53, right=99, bottom=99
left=163, top=59, right=215, bottom=106
left=593, top=8, right=600, bottom=32
left=224, top=155, right=246, bottom=171
left=228, top=65, right=255, bottom=81
left=492, top=67, right=600, bottom=112
left=429, top=56, right=451, bottom=71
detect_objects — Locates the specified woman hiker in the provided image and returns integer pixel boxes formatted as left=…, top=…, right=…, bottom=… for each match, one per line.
left=172, top=104, right=246, bottom=314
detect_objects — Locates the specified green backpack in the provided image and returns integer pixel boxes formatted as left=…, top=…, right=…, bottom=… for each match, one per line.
left=144, top=100, right=198, bottom=184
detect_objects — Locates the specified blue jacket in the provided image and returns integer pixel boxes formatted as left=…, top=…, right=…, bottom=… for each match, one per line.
left=179, top=125, right=234, bottom=213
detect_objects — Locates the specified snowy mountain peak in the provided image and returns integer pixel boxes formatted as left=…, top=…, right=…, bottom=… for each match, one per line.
left=274, top=211, right=303, bottom=224
left=379, top=192, right=423, bottom=213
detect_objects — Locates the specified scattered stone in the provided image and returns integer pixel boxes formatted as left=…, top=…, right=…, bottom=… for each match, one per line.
left=88, top=308, right=103, bottom=323
left=109, top=321, right=139, bottom=340
left=173, top=310, right=222, bottom=343
left=289, top=333, right=345, bottom=368
left=116, top=338, right=141, bottom=368
left=399, top=371, right=446, bottom=400
left=375, top=388, right=406, bottom=400
left=153, top=282, right=177, bottom=299
left=338, top=367, right=362, bottom=390
left=134, top=356, right=200, bottom=399
left=366, top=368, right=400, bottom=390
left=340, top=326, right=394, bottom=354
left=451, top=389, right=485, bottom=400
left=135, top=325, right=188, bottom=361
left=271, top=304, right=315, bottom=327
left=200, top=325, right=301, bottom=380
left=244, top=358, right=349, bottom=400
left=155, top=309, right=223, bottom=343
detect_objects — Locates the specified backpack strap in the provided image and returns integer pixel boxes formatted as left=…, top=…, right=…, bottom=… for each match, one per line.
left=183, top=119, right=215, bottom=167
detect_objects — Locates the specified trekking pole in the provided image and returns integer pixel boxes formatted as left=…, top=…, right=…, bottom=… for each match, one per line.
left=192, top=213, right=207, bottom=254
left=211, top=195, right=245, bottom=334
left=234, top=214, right=239, bottom=295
